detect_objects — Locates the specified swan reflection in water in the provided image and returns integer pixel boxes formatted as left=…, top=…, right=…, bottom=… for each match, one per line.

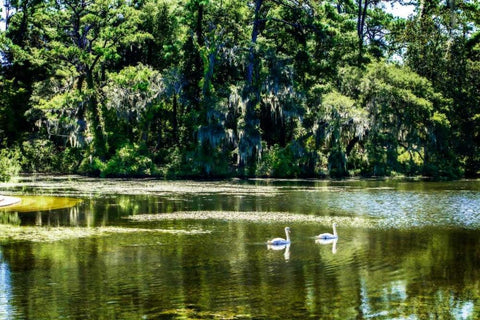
left=315, top=237, right=337, bottom=254
left=267, top=243, right=291, bottom=261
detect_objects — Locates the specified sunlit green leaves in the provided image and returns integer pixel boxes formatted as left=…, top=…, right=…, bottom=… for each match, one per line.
left=358, top=62, right=449, bottom=175
left=103, top=64, right=163, bottom=121
left=43, top=0, right=149, bottom=71
left=1, top=0, right=478, bottom=178
left=0, top=147, right=21, bottom=182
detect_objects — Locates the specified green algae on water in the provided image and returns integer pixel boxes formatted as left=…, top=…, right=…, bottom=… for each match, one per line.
left=0, top=225, right=210, bottom=243
left=125, top=210, right=375, bottom=228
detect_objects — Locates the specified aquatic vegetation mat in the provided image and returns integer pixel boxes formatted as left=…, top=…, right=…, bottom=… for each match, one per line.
left=0, top=225, right=210, bottom=243
left=126, top=207, right=480, bottom=230
left=126, top=211, right=373, bottom=227
left=1, top=176, right=284, bottom=197
left=1, top=175, right=364, bottom=198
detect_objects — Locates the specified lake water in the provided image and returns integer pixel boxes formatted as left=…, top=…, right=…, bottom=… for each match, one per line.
left=1, top=176, right=480, bottom=319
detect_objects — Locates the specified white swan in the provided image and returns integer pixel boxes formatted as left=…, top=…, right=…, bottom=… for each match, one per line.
left=315, top=223, right=337, bottom=240
left=267, top=227, right=291, bottom=245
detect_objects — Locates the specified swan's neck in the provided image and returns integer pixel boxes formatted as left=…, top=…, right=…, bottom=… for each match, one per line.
left=333, top=225, right=337, bottom=237
left=285, top=230, right=290, bottom=242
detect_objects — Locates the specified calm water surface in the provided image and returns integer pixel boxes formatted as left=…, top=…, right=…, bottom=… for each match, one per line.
left=1, top=176, right=480, bottom=319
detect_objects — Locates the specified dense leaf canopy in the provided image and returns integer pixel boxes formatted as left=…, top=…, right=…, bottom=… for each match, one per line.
left=1, top=0, right=479, bottom=179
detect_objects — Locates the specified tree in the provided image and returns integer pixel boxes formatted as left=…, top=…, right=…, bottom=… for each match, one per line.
left=1, top=0, right=478, bottom=178
left=102, top=64, right=164, bottom=147
left=318, top=90, right=368, bottom=177
left=28, top=0, right=149, bottom=156
left=358, top=62, right=454, bottom=176
left=403, top=0, right=480, bottom=176
left=236, top=0, right=264, bottom=173
left=0, top=0, right=46, bottom=144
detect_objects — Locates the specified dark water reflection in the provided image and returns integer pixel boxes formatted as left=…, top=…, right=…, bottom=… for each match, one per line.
left=0, top=176, right=479, bottom=319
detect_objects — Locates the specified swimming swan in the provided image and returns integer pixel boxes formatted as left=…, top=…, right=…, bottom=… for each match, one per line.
left=267, top=227, right=291, bottom=245
left=315, top=223, right=337, bottom=240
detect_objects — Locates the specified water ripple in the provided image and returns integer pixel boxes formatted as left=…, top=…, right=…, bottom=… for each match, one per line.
left=126, top=187, right=480, bottom=231
left=315, top=189, right=480, bottom=230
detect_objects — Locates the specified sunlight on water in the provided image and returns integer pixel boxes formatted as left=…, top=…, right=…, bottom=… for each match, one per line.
left=0, top=249, right=12, bottom=320
left=333, top=190, right=480, bottom=229
left=0, top=177, right=480, bottom=319
left=125, top=189, right=480, bottom=230
left=0, top=196, right=81, bottom=213
left=2, top=176, right=480, bottom=231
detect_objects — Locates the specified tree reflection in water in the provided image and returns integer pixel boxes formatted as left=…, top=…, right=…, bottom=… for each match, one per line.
left=0, top=248, right=13, bottom=319
left=0, top=177, right=479, bottom=318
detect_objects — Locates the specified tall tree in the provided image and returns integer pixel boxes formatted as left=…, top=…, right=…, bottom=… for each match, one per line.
left=236, top=0, right=264, bottom=173
left=0, top=0, right=46, bottom=144
left=404, top=0, right=480, bottom=176
left=29, top=0, right=148, bottom=155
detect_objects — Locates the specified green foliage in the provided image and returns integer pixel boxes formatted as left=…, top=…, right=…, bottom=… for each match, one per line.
left=77, top=143, right=154, bottom=177
left=307, top=89, right=368, bottom=177
left=0, top=147, right=22, bottom=182
left=328, top=147, right=348, bottom=178
left=1, top=0, right=478, bottom=179
left=21, top=140, right=83, bottom=173
left=256, top=144, right=301, bottom=178
left=57, top=147, right=84, bottom=173
left=397, top=146, right=423, bottom=176
left=102, top=144, right=155, bottom=177
left=22, top=0, right=151, bottom=157
left=103, top=64, right=164, bottom=150
left=21, top=139, right=60, bottom=173
left=0, top=77, right=28, bottom=143
left=78, top=156, right=107, bottom=177
left=157, top=147, right=186, bottom=179
left=358, top=62, right=449, bottom=176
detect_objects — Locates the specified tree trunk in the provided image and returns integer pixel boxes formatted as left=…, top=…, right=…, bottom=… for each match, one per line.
left=196, top=2, right=204, bottom=46
left=86, top=71, right=106, bottom=157
left=357, top=0, right=368, bottom=66
left=247, top=0, right=263, bottom=86
left=238, top=0, right=263, bottom=171
left=172, top=94, right=178, bottom=142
